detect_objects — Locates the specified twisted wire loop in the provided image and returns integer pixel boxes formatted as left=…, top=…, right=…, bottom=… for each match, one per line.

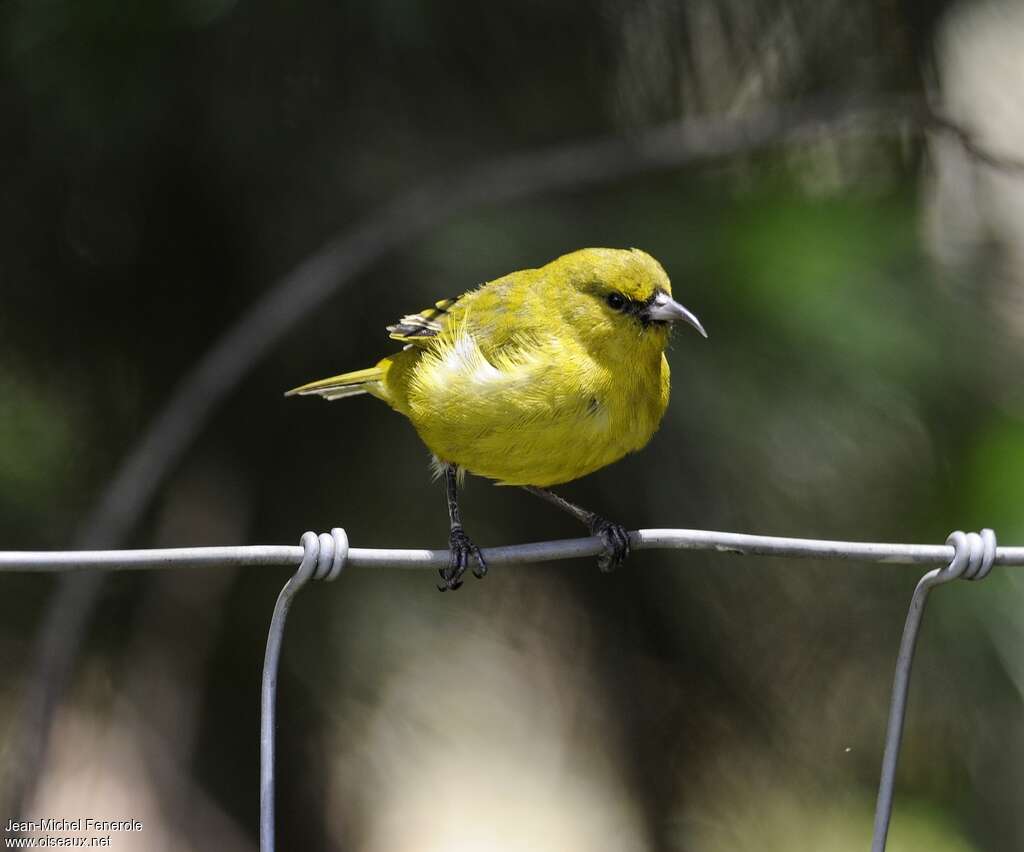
left=260, top=529, right=347, bottom=852
left=871, top=529, right=997, bottom=852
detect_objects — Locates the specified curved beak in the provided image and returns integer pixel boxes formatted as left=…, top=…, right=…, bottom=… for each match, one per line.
left=646, top=291, right=708, bottom=338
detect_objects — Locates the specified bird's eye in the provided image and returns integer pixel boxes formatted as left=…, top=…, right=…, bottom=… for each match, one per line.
left=605, top=292, right=627, bottom=311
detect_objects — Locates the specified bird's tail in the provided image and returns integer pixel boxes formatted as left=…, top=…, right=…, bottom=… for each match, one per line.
left=284, top=363, right=389, bottom=401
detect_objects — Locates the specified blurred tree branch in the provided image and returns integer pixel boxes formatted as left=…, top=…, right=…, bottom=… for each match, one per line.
left=5, top=92, right=1020, bottom=822
left=925, top=112, right=1024, bottom=173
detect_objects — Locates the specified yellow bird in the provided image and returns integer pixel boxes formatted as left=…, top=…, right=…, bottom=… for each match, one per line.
left=286, top=247, right=707, bottom=590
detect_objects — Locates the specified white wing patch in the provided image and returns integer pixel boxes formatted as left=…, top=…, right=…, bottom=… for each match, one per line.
left=446, top=335, right=504, bottom=385
left=410, top=322, right=549, bottom=413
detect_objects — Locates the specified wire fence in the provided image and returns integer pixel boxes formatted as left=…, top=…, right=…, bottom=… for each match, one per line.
left=3, top=525, right=1022, bottom=851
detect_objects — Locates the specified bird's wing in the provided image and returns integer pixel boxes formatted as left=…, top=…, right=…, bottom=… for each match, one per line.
left=386, top=295, right=463, bottom=345
left=387, top=269, right=542, bottom=352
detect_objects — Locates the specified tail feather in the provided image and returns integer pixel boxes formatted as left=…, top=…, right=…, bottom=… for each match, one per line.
left=285, top=365, right=386, bottom=401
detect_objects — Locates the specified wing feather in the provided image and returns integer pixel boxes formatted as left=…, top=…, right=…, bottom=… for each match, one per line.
left=386, top=296, right=462, bottom=343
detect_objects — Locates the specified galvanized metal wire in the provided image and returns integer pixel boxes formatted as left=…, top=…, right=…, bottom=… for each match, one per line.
left=260, top=529, right=347, bottom=852
left=870, top=529, right=998, bottom=852
left=2, top=525, right=1021, bottom=852
left=4, top=527, right=1024, bottom=572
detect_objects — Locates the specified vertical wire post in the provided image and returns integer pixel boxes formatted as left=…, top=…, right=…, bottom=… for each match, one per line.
left=260, top=529, right=347, bottom=852
left=870, top=529, right=996, bottom=852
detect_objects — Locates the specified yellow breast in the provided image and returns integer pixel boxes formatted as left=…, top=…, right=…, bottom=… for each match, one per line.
left=389, top=329, right=670, bottom=487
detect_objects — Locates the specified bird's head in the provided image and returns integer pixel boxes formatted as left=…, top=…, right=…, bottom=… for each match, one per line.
left=546, top=247, right=707, bottom=354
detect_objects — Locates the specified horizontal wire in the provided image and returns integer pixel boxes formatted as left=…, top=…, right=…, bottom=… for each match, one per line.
left=2, top=529, right=1023, bottom=572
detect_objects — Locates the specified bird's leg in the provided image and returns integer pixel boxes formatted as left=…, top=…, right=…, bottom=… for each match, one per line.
left=521, top=486, right=631, bottom=573
left=439, top=463, right=487, bottom=592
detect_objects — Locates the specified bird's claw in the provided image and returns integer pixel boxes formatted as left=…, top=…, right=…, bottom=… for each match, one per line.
left=588, top=516, right=631, bottom=573
left=438, top=528, right=487, bottom=591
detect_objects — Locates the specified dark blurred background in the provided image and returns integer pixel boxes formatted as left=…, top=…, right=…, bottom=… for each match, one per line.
left=2, top=0, right=1024, bottom=849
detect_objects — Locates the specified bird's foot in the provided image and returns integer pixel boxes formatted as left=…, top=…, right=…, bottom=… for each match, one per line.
left=588, top=516, right=631, bottom=573
left=438, top=527, right=487, bottom=592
